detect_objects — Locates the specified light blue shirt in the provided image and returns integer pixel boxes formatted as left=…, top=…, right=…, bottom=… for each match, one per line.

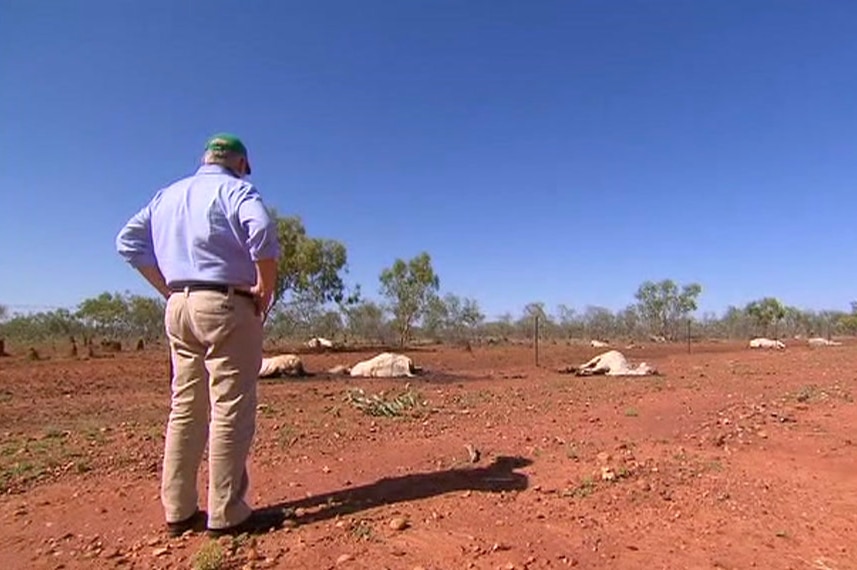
left=116, top=164, right=281, bottom=287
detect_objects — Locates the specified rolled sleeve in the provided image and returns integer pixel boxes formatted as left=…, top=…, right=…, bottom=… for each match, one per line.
left=237, top=186, right=281, bottom=261
left=116, top=205, right=158, bottom=267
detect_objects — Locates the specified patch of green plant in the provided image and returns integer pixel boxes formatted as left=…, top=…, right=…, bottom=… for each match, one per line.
left=0, top=433, right=77, bottom=492
left=191, top=540, right=224, bottom=570
left=350, top=520, right=374, bottom=541
left=561, top=476, right=597, bottom=499
left=345, top=385, right=424, bottom=417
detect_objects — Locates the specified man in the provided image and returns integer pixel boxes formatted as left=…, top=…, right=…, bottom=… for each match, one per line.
left=116, top=133, right=285, bottom=537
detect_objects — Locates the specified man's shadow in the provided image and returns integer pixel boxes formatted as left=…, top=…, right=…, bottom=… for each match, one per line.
left=269, top=455, right=532, bottom=525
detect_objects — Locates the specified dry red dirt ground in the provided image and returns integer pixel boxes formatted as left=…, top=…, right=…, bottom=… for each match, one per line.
left=1, top=340, right=855, bottom=570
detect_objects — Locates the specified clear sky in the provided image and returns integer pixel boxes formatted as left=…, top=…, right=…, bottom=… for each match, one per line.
left=2, top=0, right=856, bottom=319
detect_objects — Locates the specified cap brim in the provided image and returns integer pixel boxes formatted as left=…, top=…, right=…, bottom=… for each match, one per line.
left=246, top=160, right=252, bottom=175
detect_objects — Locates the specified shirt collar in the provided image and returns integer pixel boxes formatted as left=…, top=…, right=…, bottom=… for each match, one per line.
left=196, top=164, right=241, bottom=178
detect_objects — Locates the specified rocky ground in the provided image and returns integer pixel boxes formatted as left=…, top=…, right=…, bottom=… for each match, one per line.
left=0, top=340, right=855, bottom=569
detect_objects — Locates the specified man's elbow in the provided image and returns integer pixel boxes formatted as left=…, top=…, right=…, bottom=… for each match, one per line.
left=116, top=236, right=155, bottom=267
left=121, top=252, right=158, bottom=268
left=248, top=239, right=282, bottom=263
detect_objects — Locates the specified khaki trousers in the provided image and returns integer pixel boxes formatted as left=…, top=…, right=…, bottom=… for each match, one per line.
left=162, top=288, right=262, bottom=529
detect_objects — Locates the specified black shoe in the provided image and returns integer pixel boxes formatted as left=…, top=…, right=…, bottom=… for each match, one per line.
left=206, top=508, right=286, bottom=538
left=166, top=509, right=206, bottom=538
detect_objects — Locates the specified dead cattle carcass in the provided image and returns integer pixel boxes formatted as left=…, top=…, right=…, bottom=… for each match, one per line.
left=807, top=337, right=842, bottom=347
left=259, top=354, right=306, bottom=378
left=748, top=337, right=785, bottom=350
left=565, top=350, right=658, bottom=377
left=349, top=352, right=421, bottom=378
left=306, top=337, right=334, bottom=350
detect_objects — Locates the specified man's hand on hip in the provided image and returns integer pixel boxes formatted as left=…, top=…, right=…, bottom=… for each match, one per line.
left=136, top=265, right=171, bottom=300
left=250, top=285, right=273, bottom=318
left=252, top=258, right=278, bottom=320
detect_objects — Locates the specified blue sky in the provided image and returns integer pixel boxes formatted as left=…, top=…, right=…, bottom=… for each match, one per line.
left=1, top=0, right=856, bottom=319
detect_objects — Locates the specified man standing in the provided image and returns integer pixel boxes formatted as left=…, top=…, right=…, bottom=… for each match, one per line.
left=116, top=133, right=284, bottom=537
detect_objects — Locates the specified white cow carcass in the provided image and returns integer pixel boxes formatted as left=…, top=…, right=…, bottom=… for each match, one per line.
left=590, top=340, right=610, bottom=348
left=259, top=354, right=306, bottom=378
left=306, top=337, right=334, bottom=349
left=349, top=352, right=421, bottom=378
left=749, top=338, right=785, bottom=350
left=807, top=337, right=842, bottom=347
left=570, top=350, right=658, bottom=377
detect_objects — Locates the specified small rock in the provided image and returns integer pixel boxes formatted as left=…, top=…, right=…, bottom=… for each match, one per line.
left=465, top=444, right=481, bottom=463
left=247, top=547, right=262, bottom=560
left=389, top=517, right=409, bottom=531
left=336, top=553, right=353, bottom=565
left=282, top=518, right=298, bottom=529
left=596, top=452, right=611, bottom=464
left=152, top=547, right=169, bottom=557
left=600, top=467, right=616, bottom=481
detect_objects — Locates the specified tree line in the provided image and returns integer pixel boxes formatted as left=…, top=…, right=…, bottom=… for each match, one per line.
left=2, top=214, right=856, bottom=346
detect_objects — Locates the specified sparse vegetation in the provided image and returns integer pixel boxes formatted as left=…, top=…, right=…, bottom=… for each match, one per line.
left=349, top=519, right=375, bottom=542
left=3, top=275, right=856, bottom=347
left=379, top=252, right=440, bottom=346
left=277, top=425, right=300, bottom=449
left=634, top=279, right=702, bottom=340
left=792, top=384, right=853, bottom=404
left=345, top=386, right=424, bottom=417
left=562, top=476, right=597, bottom=499
left=745, top=297, right=787, bottom=338
left=191, top=540, right=225, bottom=570
left=0, top=431, right=90, bottom=493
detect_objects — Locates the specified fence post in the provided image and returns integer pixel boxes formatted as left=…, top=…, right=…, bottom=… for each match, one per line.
left=534, top=314, right=540, bottom=368
left=687, top=319, right=691, bottom=354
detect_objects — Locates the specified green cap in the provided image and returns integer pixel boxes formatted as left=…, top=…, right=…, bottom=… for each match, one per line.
left=204, top=132, right=251, bottom=175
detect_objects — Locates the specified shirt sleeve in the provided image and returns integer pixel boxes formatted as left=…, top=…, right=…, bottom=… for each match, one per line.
left=116, top=203, right=158, bottom=267
left=236, top=184, right=282, bottom=261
